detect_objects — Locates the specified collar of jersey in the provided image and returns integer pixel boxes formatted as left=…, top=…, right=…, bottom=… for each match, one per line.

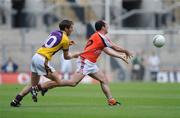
left=98, top=32, right=107, bottom=39
left=62, top=31, right=67, bottom=36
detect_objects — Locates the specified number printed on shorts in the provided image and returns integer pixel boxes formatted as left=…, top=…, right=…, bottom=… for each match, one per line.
left=44, top=35, right=59, bottom=48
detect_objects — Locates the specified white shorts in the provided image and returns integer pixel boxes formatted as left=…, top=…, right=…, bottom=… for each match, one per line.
left=76, top=57, right=99, bottom=75
left=30, top=53, right=56, bottom=76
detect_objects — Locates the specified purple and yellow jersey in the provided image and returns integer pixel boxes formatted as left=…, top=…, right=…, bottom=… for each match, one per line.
left=36, top=30, right=70, bottom=60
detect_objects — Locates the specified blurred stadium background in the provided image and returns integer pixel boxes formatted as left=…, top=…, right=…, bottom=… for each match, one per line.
left=0, top=0, right=180, bottom=84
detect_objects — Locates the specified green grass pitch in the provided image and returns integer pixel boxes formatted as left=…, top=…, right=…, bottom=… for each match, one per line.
left=1, top=82, right=180, bottom=118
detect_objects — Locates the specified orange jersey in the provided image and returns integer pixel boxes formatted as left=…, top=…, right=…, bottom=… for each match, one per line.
left=80, top=32, right=112, bottom=63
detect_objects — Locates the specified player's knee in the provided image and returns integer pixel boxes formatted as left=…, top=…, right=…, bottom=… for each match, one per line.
left=55, top=81, right=61, bottom=86
left=70, top=83, right=78, bottom=87
left=69, top=81, right=78, bottom=87
left=101, top=78, right=108, bottom=84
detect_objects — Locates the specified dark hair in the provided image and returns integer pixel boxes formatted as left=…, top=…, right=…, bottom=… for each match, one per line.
left=59, top=20, right=73, bottom=30
left=95, top=20, right=106, bottom=31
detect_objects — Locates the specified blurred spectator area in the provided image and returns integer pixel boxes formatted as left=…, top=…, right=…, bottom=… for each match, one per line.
left=42, top=0, right=101, bottom=25
left=0, top=0, right=180, bottom=29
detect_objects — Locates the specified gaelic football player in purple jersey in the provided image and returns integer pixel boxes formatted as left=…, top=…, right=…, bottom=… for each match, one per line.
left=10, top=19, right=81, bottom=107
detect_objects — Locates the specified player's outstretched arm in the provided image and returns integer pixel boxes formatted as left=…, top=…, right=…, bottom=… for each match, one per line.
left=63, top=50, right=81, bottom=59
left=103, top=47, right=129, bottom=64
left=110, top=42, right=133, bottom=59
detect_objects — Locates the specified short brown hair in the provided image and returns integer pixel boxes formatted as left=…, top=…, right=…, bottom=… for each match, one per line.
left=59, top=20, right=73, bottom=30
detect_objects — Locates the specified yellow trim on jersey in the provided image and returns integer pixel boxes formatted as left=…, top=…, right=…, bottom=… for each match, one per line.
left=36, top=31, right=70, bottom=60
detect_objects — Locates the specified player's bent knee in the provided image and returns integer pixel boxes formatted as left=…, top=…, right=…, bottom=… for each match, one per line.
left=70, top=83, right=77, bottom=87
left=55, top=80, right=61, bottom=86
left=101, top=79, right=109, bottom=84
left=69, top=81, right=78, bottom=87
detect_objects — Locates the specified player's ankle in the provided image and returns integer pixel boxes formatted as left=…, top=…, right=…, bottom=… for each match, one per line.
left=15, top=94, right=23, bottom=102
left=107, top=98, right=117, bottom=105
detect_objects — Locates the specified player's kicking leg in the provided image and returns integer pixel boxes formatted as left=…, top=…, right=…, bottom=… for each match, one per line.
left=36, top=71, right=85, bottom=98
left=40, top=71, right=85, bottom=90
left=89, top=70, right=121, bottom=106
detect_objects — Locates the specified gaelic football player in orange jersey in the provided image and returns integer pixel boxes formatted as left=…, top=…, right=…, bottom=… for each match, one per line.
left=40, top=20, right=133, bottom=106
left=10, top=19, right=81, bottom=107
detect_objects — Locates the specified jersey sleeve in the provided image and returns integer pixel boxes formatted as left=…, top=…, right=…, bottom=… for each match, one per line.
left=101, top=36, right=112, bottom=48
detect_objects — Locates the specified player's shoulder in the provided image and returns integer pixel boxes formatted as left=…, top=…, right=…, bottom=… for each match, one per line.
left=49, top=30, right=63, bottom=39
left=50, top=30, right=62, bottom=35
left=61, top=32, right=70, bottom=43
left=91, top=32, right=100, bottom=39
left=92, top=32, right=99, bottom=36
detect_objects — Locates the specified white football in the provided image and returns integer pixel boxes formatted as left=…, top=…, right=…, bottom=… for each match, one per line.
left=153, top=35, right=165, bottom=48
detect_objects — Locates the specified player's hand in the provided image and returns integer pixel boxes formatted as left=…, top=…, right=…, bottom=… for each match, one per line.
left=122, top=57, right=129, bottom=64
left=119, top=54, right=129, bottom=64
left=125, top=50, right=133, bottom=59
left=69, top=40, right=76, bottom=46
